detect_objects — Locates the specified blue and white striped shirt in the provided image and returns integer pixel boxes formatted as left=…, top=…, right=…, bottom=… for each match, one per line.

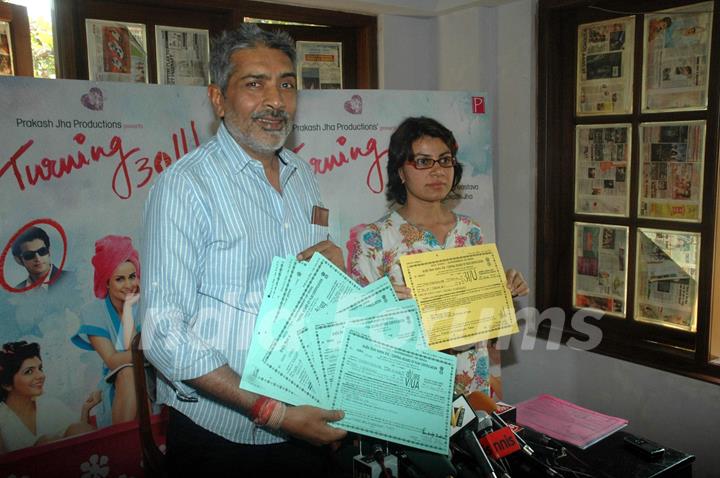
left=140, top=122, right=327, bottom=444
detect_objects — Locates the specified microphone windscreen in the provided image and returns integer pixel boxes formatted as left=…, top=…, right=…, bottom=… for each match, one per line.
left=466, top=391, right=498, bottom=414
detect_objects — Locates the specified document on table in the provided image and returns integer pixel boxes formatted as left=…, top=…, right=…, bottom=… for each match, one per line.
left=399, top=243, right=518, bottom=350
left=516, top=394, right=629, bottom=449
left=330, top=329, right=456, bottom=454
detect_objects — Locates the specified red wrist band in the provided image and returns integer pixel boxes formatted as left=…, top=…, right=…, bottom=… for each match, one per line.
left=250, top=396, right=270, bottom=421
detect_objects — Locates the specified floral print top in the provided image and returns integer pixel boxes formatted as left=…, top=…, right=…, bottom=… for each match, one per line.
left=347, top=210, right=501, bottom=398
left=347, top=211, right=484, bottom=287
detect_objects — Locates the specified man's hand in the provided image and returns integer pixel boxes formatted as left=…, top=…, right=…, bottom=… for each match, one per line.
left=505, top=269, right=529, bottom=297
left=280, top=405, right=347, bottom=446
left=297, top=240, right=345, bottom=271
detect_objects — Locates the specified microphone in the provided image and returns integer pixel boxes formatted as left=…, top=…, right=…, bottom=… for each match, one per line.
left=460, top=428, right=499, bottom=478
left=450, top=394, right=498, bottom=478
left=468, top=392, right=563, bottom=478
left=467, top=392, right=535, bottom=457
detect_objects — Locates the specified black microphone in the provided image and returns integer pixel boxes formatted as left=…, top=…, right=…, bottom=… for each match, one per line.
left=467, top=391, right=535, bottom=457
left=450, top=394, right=498, bottom=478
left=460, top=428, right=499, bottom=478
left=468, top=393, right=562, bottom=478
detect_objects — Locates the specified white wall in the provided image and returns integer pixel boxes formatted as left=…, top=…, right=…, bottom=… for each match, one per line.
left=379, top=0, right=720, bottom=476
left=378, top=14, right=439, bottom=89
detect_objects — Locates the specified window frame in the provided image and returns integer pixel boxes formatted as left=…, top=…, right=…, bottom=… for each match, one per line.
left=53, top=0, right=378, bottom=88
left=537, top=0, right=720, bottom=384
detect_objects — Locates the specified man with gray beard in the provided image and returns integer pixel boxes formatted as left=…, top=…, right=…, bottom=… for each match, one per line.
left=140, top=24, right=346, bottom=477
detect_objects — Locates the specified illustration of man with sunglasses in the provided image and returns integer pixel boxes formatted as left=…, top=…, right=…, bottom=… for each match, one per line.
left=11, top=226, right=67, bottom=290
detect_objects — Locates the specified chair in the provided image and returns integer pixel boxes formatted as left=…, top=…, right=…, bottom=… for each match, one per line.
left=131, top=333, right=167, bottom=478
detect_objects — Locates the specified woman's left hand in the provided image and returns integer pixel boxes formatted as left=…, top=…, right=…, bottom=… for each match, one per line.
left=505, top=269, right=529, bottom=297
left=82, top=390, right=102, bottom=413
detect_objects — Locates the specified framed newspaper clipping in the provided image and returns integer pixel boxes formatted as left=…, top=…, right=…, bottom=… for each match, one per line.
left=296, top=41, right=342, bottom=90
left=638, top=121, right=705, bottom=222
left=635, top=228, right=700, bottom=331
left=575, top=124, right=631, bottom=216
left=155, top=25, right=210, bottom=86
left=86, top=19, right=148, bottom=83
left=642, top=2, right=713, bottom=112
left=573, top=222, right=629, bottom=317
left=576, top=16, right=635, bottom=115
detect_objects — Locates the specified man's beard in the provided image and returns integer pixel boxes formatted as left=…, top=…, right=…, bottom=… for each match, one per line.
left=225, top=108, right=293, bottom=155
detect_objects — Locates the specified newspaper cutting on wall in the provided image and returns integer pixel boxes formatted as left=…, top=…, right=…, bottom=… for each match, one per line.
left=155, top=25, right=210, bottom=86
left=576, top=16, right=635, bottom=115
left=573, top=222, right=628, bottom=317
left=635, top=228, right=700, bottom=331
left=0, top=20, right=13, bottom=76
left=642, top=1, right=713, bottom=112
left=575, top=124, right=631, bottom=216
left=85, top=19, right=147, bottom=83
left=638, top=121, right=705, bottom=222
left=296, top=41, right=342, bottom=90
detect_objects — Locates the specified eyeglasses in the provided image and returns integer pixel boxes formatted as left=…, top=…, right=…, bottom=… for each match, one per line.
left=21, top=247, right=49, bottom=261
left=407, top=155, right=456, bottom=170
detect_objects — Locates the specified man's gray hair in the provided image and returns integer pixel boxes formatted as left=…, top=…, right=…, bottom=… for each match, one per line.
left=209, top=24, right=296, bottom=93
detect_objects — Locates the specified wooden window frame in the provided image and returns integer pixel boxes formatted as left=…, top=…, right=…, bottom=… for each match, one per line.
left=0, top=2, right=32, bottom=76
left=537, top=0, right=720, bottom=384
left=53, top=0, right=377, bottom=88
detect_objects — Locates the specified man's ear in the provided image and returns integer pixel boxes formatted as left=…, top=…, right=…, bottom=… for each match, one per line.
left=13, top=255, right=23, bottom=266
left=208, top=84, right=225, bottom=118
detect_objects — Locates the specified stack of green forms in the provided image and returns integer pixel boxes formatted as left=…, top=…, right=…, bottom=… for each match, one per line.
left=241, top=253, right=456, bottom=454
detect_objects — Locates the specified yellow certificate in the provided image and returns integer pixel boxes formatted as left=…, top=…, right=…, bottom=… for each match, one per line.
left=399, top=244, right=518, bottom=350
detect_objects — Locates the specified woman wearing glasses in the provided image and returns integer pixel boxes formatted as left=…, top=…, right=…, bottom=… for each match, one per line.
left=71, top=235, right=140, bottom=426
left=347, top=116, right=528, bottom=398
left=0, top=341, right=101, bottom=453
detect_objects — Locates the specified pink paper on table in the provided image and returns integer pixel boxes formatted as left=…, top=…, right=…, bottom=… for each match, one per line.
left=515, top=394, right=628, bottom=449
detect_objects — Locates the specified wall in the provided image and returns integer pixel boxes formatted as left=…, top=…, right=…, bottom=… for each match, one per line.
left=378, top=14, right=439, bottom=89
left=379, top=0, right=720, bottom=476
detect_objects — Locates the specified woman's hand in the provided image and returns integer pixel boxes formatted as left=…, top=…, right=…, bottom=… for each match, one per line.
left=392, top=283, right=413, bottom=300
left=84, top=390, right=103, bottom=409
left=123, top=292, right=140, bottom=311
left=81, top=390, right=102, bottom=422
left=505, top=269, right=529, bottom=297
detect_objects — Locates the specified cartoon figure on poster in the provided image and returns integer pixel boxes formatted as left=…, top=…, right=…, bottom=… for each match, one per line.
left=0, top=341, right=102, bottom=453
left=71, top=235, right=140, bottom=427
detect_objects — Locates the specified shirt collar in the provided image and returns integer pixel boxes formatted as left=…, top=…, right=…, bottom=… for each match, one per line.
left=216, top=121, right=298, bottom=177
left=27, top=265, right=53, bottom=290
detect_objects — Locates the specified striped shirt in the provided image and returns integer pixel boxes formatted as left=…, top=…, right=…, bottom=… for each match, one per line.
left=139, top=122, right=327, bottom=444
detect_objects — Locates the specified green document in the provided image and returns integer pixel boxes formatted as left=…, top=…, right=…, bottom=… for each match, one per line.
left=330, top=330, right=456, bottom=455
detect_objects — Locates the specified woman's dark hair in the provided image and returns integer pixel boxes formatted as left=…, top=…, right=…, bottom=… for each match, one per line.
left=385, top=116, right=463, bottom=205
left=0, top=341, right=41, bottom=401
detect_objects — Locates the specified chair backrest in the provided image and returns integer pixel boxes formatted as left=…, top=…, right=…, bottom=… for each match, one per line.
left=131, top=333, right=166, bottom=478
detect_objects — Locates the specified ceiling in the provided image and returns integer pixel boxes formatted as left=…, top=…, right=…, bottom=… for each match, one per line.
left=258, top=0, right=515, bottom=16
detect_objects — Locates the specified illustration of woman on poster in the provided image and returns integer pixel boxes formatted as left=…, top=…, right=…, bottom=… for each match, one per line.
left=71, top=235, right=140, bottom=426
left=0, top=341, right=101, bottom=453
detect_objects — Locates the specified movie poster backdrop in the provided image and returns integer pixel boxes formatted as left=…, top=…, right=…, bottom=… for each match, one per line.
left=0, top=77, right=494, bottom=456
